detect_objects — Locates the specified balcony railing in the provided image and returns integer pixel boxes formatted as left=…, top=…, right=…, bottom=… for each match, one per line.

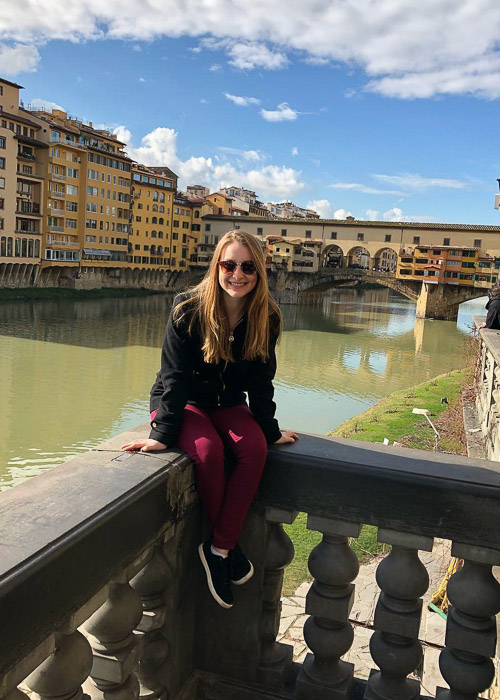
left=51, top=173, right=66, bottom=181
left=49, top=207, right=65, bottom=216
left=51, top=191, right=65, bottom=198
left=17, top=151, right=36, bottom=161
left=1, top=426, right=499, bottom=699
left=49, top=226, right=65, bottom=233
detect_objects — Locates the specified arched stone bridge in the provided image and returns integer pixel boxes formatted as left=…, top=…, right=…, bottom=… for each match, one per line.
left=269, top=268, right=487, bottom=320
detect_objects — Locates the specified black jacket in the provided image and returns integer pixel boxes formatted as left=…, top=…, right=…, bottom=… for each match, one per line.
left=485, top=294, right=500, bottom=329
left=149, top=295, right=282, bottom=446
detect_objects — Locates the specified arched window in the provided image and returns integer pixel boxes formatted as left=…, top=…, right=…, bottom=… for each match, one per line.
left=151, top=230, right=157, bottom=238
left=159, top=217, right=164, bottom=225
left=158, top=245, right=163, bottom=255
left=21, top=238, right=27, bottom=257
left=158, top=231, right=163, bottom=238
left=0, top=236, right=6, bottom=256
left=15, top=238, right=20, bottom=256
left=28, top=239, right=34, bottom=257
left=150, top=245, right=156, bottom=255
left=152, top=216, right=157, bottom=224
left=152, top=192, right=158, bottom=201
left=194, top=210, right=200, bottom=219
left=152, top=204, right=158, bottom=211
left=159, top=205, right=164, bottom=213
left=160, top=192, right=165, bottom=202
left=34, top=239, right=40, bottom=257
left=6, top=237, right=13, bottom=256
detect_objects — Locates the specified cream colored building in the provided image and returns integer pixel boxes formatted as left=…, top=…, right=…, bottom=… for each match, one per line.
left=0, top=78, right=47, bottom=283
left=201, top=215, right=500, bottom=270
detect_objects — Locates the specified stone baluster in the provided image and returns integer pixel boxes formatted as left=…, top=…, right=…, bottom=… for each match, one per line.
left=437, top=542, right=500, bottom=700
left=130, top=546, right=171, bottom=699
left=365, top=529, right=432, bottom=700
left=296, top=515, right=361, bottom=700
left=83, top=577, right=144, bottom=700
left=24, top=630, right=93, bottom=700
left=257, top=507, right=296, bottom=688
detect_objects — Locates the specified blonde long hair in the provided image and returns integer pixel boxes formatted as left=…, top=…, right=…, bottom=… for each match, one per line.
left=174, top=230, right=281, bottom=363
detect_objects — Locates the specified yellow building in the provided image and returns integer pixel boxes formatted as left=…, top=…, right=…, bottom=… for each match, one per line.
left=28, top=108, right=133, bottom=271
left=396, top=245, right=486, bottom=287
left=130, top=164, right=177, bottom=269
left=0, top=78, right=47, bottom=285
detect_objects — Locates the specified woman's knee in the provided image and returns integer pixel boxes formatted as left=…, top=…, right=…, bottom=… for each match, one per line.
left=193, top=434, right=225, bottom=467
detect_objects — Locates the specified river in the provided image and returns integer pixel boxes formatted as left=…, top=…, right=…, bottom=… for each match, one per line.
left=0, top=288, right=486, bottom=490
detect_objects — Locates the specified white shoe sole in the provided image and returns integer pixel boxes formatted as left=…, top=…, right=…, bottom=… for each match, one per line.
left=231, top=561, right=254, bottom=586
left=198, top=543, right=233, bottom=609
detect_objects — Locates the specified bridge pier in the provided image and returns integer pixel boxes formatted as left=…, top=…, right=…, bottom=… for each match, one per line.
left=415, top=282, right=482, bottom=321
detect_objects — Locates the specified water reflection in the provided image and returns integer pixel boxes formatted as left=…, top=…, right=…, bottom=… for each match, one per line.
left=0, top=288, right=487, bottom=489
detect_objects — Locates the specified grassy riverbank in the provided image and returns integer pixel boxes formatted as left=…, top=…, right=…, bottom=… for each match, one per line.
left=282, top=367, right=472, bottom=595
left=0, top=287, right=169, bottom=303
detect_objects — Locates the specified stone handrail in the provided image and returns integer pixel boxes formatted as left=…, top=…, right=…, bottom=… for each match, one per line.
left=475, top=316, right=500, bottom=461
left=1, top=425, right=500, bottom=699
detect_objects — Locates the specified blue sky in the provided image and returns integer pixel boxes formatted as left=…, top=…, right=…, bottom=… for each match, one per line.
left=1, top=0, right=500, bottom=224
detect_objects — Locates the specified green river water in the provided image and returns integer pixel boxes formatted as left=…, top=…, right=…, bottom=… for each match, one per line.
left=0, top=288, right=487, bottom=490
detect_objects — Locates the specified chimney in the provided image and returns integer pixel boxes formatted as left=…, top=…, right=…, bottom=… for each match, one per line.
left=346, top=215, right=355, bottom=222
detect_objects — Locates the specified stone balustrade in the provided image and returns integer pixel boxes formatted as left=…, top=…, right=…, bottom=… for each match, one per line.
left=1, top=425, right=500, bottom=700
left=475, top=321, right=500, bottom=461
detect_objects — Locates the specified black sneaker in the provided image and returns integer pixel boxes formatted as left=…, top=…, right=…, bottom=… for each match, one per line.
left=229, top=544, right=254, bottom=586
left=198, top=541, right=233, bottom=609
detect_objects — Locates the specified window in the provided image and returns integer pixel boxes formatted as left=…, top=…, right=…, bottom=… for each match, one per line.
left=86, top=219, right=97, bottom=229
left=462, top=250, right=476, bottom=257
left=68, top=168, right=79, bottom=178
left=256, top=227, right=263, bottom=235
left=0, top=137, right=5, bottom=148
left=474, top=239, right=482, bottom=247
left=182, top=221, right=189, bottom=229
left=87, top=186, right=98, bottom=197
left=0, top=178, right=5, bottom=189
left=385, top=234, right=391, bottom=242
left=66, top=218, right=77, bottom=229
left=413, top=236, right=420, bottom=245
left=0, top=157, right=5, bottom=169
left=67, top=184, right=78, bottom=196
left=205, top=223, right=211, bottom=232
left=66, top=201, right=78, bottom=212
left=85, top=235, right=96, bottom=242
left=281, top=229, right=287, bottom=236
left=86, top=202, right=97, bottom=213
left=305, top=230, right=312, bottom=239
left=88, top=169, right=99, bottom=180
left=443, top=237, right=450, bottom=246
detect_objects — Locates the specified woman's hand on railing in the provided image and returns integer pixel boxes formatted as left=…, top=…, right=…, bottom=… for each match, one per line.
left=274, top=430, right=299, bottom=444
left=121, top=438, right=168, bottom=452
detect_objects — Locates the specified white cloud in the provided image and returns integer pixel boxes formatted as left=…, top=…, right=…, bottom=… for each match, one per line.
left=307, top=199, right=333, bottom=219
left=200, top=98, right=208, bottom=104
left=4, top=0, right=500, bottom=98
left=138, top=76, right=146, bottom=82
left=303, top=55, right=331, bottom=66
left=132, top=44, right=141, bottom=52
left=223, top=92, right=261, bottom=107
left=291, top=146, right=298, bottom=156
left=225, top=42, right=288, bottom=70
left=381, top=207, right=435, bottom=223
left=29, top=97, right=65, bottom=112
left=373, top=173, right=467, bottom=190
left=365, top=209, right=379, bottom=221
left=260, top=103, right=298, bottom=122
left=0, top=43, right=40, bottom=76
left=334, top=209, right=355, bottom=219
left=209, top=63, right=222, bottom=72
left=330, top=182, right=406, bottom=196
left=116, top=125, right=304, bottom=199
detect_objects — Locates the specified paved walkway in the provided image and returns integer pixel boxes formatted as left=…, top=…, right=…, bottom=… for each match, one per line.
left=278, top=539, right=453, bottom=694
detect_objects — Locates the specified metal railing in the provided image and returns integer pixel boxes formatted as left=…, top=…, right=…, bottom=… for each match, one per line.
left=1, top=428, right=499, bottom=699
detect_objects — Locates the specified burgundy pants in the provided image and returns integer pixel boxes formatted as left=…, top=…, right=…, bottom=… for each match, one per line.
left=175, top=404, right=268, bottom=549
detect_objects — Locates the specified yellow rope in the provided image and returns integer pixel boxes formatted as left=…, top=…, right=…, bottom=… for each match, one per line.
left=430, top=557, right=463, bottom=613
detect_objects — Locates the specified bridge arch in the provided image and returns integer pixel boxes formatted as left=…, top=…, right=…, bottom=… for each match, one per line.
left=373, top=247, right=398, bottom=272
left=346, top=246, right=370, bottom=269
left=322, top=244, right=345, bottom=268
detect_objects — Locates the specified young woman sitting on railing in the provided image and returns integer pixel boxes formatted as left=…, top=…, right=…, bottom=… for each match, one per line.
left=479, top=283, right=500, bottom=330
left=122, top=229, right=298, bottom=609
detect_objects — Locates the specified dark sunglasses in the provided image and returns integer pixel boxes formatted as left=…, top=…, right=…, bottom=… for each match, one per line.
left=218, top=260, right=258, bottom=275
